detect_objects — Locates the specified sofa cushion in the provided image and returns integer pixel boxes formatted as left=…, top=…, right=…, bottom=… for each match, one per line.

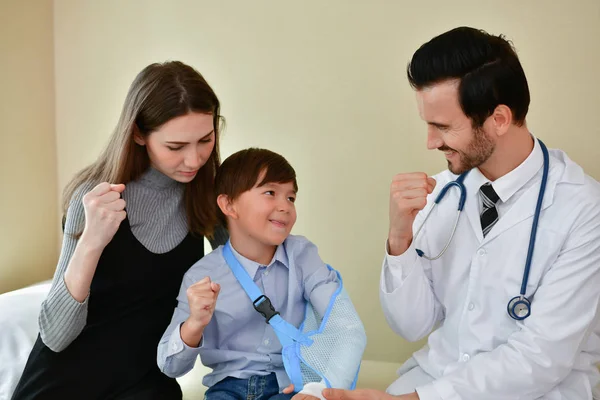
left=0, top=282, right=52, bottom=399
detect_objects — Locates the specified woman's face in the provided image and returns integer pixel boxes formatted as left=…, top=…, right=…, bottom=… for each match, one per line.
left=135, top=112, right=216, bottom=183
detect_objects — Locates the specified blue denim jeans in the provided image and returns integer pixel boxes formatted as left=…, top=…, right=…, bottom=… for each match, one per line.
left=204, top=373, right=294, bottom=400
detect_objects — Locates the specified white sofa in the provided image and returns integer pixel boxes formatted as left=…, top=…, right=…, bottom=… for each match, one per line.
left=4, top=282, right=599, bottom=399
left=0, top=282, right=401, bottom=400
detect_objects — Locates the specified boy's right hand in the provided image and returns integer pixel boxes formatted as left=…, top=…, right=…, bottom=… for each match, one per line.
left=187, top=277, right=220, bottom=330
left=388, top=172, right=436, bottom=256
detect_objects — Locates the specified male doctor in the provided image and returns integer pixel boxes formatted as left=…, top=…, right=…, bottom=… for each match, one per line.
left=323, top=27, right=600, bottom=400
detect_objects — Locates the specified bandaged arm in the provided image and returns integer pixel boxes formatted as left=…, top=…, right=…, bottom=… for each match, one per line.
left=295, top=237, right=367, bottom=390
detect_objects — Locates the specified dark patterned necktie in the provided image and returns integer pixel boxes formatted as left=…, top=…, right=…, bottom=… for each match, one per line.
left=480, top=183, right=500, bottom=237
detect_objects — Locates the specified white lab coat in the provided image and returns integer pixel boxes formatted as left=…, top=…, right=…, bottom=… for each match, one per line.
left=380, top=140, right=600, bottom=400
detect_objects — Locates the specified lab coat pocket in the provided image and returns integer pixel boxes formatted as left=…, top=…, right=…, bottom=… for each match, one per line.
left=480, top=225, right=565, bottom=317
left=471, top=225, right=565, bottom=346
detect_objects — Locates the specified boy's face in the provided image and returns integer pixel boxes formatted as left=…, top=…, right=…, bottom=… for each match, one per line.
left=229, top=175, right=297, bottom=248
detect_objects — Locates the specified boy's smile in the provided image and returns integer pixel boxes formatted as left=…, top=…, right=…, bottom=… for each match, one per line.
left=223, top=170, right=297, bottom=265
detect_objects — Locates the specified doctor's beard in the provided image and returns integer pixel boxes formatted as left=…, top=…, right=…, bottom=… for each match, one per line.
left=440, top=127, right=496, bottom=175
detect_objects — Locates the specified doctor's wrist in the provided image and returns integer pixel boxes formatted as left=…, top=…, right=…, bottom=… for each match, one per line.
left=387, top=236, right=412, bottom=256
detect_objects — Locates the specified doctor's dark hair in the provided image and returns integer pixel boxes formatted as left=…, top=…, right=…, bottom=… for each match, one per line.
left=407, top=26, right=530, bottom=128
left=215, top=148, right=298, bottom=226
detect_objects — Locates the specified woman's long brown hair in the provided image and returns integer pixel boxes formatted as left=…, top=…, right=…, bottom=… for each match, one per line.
left=63, top=61, right=223, bottom=238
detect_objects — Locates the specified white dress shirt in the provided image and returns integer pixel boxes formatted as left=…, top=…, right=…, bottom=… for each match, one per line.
left=380, top=138, right=600, bottom=400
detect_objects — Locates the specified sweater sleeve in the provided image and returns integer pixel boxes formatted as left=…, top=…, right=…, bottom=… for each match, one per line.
left=38, top=182, right=94, bottom=352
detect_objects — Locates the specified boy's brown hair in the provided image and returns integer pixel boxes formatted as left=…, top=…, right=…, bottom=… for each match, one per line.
left=215, top=148, right=298, bottom=226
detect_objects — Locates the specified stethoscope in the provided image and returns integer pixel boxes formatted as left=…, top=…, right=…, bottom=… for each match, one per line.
left=413, top=139, right=550, bottom=321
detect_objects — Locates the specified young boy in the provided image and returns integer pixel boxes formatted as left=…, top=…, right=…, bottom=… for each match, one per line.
left=157, top=148, right=365, bottom=400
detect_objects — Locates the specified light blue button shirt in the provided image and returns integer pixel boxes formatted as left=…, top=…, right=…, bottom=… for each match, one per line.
left=157, top=235, right=338, bottom=390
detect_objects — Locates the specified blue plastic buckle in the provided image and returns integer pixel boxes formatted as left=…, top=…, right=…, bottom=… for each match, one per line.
left=253, top=295, right=280, bottom=323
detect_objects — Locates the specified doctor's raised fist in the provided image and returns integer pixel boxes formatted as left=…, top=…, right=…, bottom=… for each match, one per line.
left=388, top=172, right=436, bottom=256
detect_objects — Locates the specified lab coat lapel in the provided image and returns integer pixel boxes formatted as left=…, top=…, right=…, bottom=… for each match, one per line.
left=464, top=190, right=484, bottom=242
left=462, top=169, right=487, bottom=243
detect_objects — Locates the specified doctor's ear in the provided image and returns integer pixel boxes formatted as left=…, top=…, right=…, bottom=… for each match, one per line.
left=491, top=105, right=513, bottom=137
left=217, top=194, right=238, bottom=220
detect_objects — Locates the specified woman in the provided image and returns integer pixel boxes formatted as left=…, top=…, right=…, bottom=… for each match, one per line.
left=12, top=61, right=228, bottom=400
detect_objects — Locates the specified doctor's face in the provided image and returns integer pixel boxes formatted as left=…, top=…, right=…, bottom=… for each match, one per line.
left=416, top=80, right=496, bottom=175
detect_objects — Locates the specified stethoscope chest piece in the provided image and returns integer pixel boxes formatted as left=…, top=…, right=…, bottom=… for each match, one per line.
left=507, top=295, right=531, bottom=320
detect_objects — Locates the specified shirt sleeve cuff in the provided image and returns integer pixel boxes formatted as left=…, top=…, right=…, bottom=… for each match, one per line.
left=167, top=323, right=203, bottom=361
left=385, top=239, right=419, bottom=269
left=416, top=379, right=459, bottom=400
left=415, top=383, right=442, bottom=400
left=381, top=239, right=420, bottom=293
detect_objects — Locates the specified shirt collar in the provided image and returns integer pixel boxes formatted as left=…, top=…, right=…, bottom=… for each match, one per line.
left=489, top=136, right=544, bottom=203
left=229, top=242, right=289, bottom=279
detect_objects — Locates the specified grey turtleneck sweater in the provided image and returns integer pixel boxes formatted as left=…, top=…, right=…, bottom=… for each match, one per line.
left=39, top=168, right=228, bottom=351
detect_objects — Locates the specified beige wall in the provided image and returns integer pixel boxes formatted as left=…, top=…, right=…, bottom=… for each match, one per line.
left=0, top=0, right=57, bottom=293
left=52, top=0, right=600, bottom=362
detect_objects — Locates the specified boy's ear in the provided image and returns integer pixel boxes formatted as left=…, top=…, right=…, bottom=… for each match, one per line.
left=217, top=194, right=238, bottom=220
